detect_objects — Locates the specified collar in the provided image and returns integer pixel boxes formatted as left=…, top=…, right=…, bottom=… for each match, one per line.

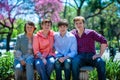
left=76, top=28, right=87, bottom=35
left=58, top=31, right=69, bottom=37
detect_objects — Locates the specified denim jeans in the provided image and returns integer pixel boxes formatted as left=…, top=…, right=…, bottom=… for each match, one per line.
left=35, top=56, right=55, bottom=80
left=72, top=53, right=106, bottom=80
left=55, top=58, right=71, bottom=80
left=14, top=56, right=34, bottom=80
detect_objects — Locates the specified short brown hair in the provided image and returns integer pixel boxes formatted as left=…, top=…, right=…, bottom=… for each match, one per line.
left=24, top=21, right=36, bottom=33
left=73, top=16, right=85, bottom=23
left=41, top=19, right=52, bottom=25
left=58, top=19, right=68, bottom=27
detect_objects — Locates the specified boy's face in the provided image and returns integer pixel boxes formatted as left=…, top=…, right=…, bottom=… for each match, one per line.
left=74, top=20, right=84, bottom=30
left=59, top=25, right=68, bottom=36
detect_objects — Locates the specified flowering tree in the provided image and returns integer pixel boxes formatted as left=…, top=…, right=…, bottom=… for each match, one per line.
left=34, top=0, right=63, bottom=22
left=0, top=0, right=35, bottom=51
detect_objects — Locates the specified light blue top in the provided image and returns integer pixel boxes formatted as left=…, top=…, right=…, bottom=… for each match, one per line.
left=54, top=31, right=77, bottom=58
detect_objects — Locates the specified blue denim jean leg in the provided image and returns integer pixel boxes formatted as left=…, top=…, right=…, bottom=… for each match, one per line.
left=72, top=53, right=106, bottom=80
left=35, top=56, right=55, bottom=80
left=55, top=58, right=71, bottom=80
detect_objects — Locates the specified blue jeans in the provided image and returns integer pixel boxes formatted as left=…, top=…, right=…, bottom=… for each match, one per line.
left=72, top=53, right=106, bottom=80
left=14, top=57, right=34, bottom=80
left=55, top=58, right=71, bottom=80
left=35, top=56, right=55, bottom=80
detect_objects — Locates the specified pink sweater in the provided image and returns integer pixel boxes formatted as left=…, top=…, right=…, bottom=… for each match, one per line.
left=33, top=30, right=55, bottom=58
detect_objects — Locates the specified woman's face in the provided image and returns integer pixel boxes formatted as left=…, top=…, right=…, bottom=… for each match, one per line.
left=42, top=22, right=51, bottom=31
left=26, top=24, right=35, bottom=34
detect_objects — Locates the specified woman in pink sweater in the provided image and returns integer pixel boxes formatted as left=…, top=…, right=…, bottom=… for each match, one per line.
left=33, top=19, right=55, bottom=80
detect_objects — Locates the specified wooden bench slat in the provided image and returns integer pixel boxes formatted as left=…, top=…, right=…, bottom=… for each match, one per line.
left=79, top=66, right=94, bottom=80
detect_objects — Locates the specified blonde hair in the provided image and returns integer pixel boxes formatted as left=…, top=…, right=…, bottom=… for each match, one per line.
left=73, top=16, right=85, bottom=23
left=41, top=19, right=52, bottom=25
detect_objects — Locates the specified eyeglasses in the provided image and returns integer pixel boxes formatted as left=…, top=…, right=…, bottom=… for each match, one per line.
left=43, top=21, right=51, bottom=24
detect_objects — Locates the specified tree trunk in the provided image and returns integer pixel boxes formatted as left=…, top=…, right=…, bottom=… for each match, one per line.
left=63, top=0, right=67, bottom=18
left=116, top=34, right=120, bottom=52
left=77, top=7, right=81, bottom=16
left=6, top=29, right=13, bottom=51
left=100, top=16, right=104, bottom=36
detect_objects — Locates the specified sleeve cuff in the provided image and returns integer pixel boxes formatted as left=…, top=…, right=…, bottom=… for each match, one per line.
left=18, top=57, right=24, bottom=61
left=37, top=52, right=42, bottom=58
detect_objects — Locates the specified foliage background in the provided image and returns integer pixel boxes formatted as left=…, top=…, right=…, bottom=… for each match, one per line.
left=0, top=0, right=120, bottom=79
left=0, top=0, right=120, bottom=51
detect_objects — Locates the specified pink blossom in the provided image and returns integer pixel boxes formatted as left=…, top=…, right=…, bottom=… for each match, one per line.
left=34, top=0, right=63, bottom=22
left=0, top=15, right=4, bottom=20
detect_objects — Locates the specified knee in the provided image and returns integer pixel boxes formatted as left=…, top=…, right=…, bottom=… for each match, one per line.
left=55, top=60, right=61, bottom=68
left=72, top=59, right=79, bottom=68
left=35, top=59, right=44, bottom=68
left=49, top=57, right=55, bottom=64
left=47, top=57, right=55, bottom=68
left=64, top=63, right=71, bottom=69
left=14, top=63, right=23, bottom=70
left=96, top=58, right=105, bottom=66
left=95, top=58, right=106, bottom=71
left=26, top=58, right=34, bottom=64
left=26, top=61, right=34, bottom=67
left=64, top=59, right=71, bottom=69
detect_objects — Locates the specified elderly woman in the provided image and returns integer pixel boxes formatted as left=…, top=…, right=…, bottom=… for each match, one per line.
left=14, top=21, right=36, bottom=80
left=33, top=19, right=55, bottom=80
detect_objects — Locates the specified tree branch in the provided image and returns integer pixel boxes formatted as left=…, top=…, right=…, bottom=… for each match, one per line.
left=0, top=22, right=10, bottom=29
left=86, top=1, right=114, bottom=19
left=0, top=32, right=8, bottom=34
left=74, top=0, right=78, bottom=8
left=58, top=0, right=77, bottom=10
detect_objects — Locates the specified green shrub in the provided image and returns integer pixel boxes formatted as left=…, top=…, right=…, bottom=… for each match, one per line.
left=0, top=52, right=14, bottom=80
left=0, top=52, right=120, bottom=80
left=89, top=59, right=120, bottom=80
left=106, top=59, right=120, bottom=80
left=89, top=68, right=97, bottom=80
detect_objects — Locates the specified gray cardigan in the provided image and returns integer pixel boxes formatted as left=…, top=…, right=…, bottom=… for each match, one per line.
left=14, top=33, right=34, bottom=61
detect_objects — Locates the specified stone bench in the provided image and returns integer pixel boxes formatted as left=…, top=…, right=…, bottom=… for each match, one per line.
left=22, top=70, right=40, bottom=80
left=79, top=66, right=94, bottom=80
